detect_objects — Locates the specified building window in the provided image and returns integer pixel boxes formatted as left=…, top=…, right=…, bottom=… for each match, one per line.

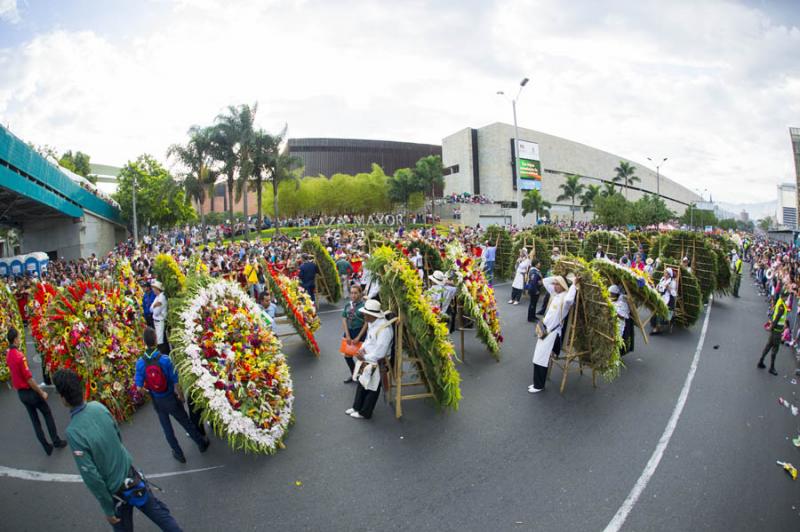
left=443, top=164, right=459, bottom=176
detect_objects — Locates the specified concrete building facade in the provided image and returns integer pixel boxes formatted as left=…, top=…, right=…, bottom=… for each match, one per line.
left=776, top=183, right=797, bottom=229
left=442, top=123, right=699, bottom=227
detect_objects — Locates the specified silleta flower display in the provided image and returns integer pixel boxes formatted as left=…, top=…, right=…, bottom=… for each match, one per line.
left=0, top=279, right=25, bottom=381
left=263, top=259, right=321, bottom=356
left=41, top=280, right=144, bottom=420
left=172, top=279, right=294, bottom=454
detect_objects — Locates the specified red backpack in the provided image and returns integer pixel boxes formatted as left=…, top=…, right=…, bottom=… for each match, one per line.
left=143, top=352, right=168, bottom=393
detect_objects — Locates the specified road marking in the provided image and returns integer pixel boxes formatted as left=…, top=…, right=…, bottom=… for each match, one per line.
left=603, top=296, right=713, bottom=532
left=0, top=465, right=223, bottom=483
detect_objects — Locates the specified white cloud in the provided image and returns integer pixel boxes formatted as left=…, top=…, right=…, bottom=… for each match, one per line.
left=0, top=0, right=798, bottom=203
left=0, top=0, right=20, bottom=23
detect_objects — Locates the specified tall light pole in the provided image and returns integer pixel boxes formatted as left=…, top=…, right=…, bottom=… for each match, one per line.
left=132, top=173, right=138, bottom=244
left=497, top=76, right=530, bottom=218
left=647, top=156, right=668, bottom=199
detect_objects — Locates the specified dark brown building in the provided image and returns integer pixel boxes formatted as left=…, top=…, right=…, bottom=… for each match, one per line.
left=287, top=138, right=441, bottom=177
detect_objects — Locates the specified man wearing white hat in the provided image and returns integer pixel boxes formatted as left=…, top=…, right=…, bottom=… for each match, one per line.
left=427, top=270, right=457, bottom=316
left=149, top=280, right=169, bottom=353
left=652, top=268, right=678, bottom=335
left=530, top=274, right=579, bottom=393
left=347, top=299, right=394, bottom=419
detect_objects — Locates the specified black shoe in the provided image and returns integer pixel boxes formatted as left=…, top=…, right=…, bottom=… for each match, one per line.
left=769, top=368, right=778, bottom=376
left=343, top=377, right=354, bottom=384
left=757, top=361, right=766, bottom=369
left=44, top=444, right=53, bottom=456
left=198, top=438, right=210, bottom=453
left=53, top=440, right=67, bottom=449
left=172, top=450, right=187, bottom=463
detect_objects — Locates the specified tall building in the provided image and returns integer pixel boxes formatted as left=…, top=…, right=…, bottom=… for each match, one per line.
left=792, top=127, right=800, bottom=225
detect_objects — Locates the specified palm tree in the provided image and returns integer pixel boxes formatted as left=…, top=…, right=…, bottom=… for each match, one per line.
left=250, top=127, right=284, bottom=234
left=263, top=128, right=301, bottom=234
left=168, top=126, right=216, bottom=241
left=600, top=182, right=618, bottom=198
left=612, top=160, right=640, bottom=199
left=580, top=184, right=601, bottom=212
left=556, top=174, right=585, bottom=223
left=521, top=189, right=551, bottom=223
left=212, top=103, right=257, bottom=238
left=413, top=155, right=444, bottom=220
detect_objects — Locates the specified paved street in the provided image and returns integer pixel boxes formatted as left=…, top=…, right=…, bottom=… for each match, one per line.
left=1, top=276, right=798, bottom=531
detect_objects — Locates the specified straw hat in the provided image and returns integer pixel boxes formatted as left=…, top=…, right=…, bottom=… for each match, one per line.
left=645, top=258, right=654, bottom=265
left=359, top=299, right=387, bottom=318
left=429, top=270, right=447, bottom=286
left=151, top=280, right=164, bottom=290
left=608, top=284, right=621, bottom=295
left=553, top=275, right=568, bottom=291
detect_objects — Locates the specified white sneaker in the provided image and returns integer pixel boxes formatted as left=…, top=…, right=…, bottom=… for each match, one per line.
left=508, top=300, right=514, bottom=304
left=513, top=301, right=519, bottom=305
left=528, top=386, right=543, bottom=394
left=350, top=412, right=365, bottom=419
left=345, top=408, right=355, bottom=415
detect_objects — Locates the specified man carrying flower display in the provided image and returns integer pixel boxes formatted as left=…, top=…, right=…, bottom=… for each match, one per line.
left=149, top=281, right=169, bottom=353
left=347, top=299, right=394, bottom=419
left=135, top=328, right=209, bottom=463
left=530, top=275, right=580, bottom=394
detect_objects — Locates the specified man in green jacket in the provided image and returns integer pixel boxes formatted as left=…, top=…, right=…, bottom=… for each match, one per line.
left=52, top=369, right=183, bottom=531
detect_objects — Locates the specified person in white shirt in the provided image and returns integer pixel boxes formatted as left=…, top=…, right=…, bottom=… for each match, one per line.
left=347, top=300, right=394, bottom=419
left=509, top=249, right=531, bottom=305
left=652, top=268, right=678, bottom=335
left=530, top=275, right=580, bottom=393
left=644, top=257, right=655, bottom=277
left=609, top=285, right=633, bottom=354
left=149, top=280, right=169, bottom=353
left=411, top=248, right=424, bottom=280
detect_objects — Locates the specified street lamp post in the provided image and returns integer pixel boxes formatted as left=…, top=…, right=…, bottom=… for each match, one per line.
left=497, top=77, right=529, bottom=220
left=647, top=156, right=668, bottom=199
left=132, top=173, right=138, bottom=244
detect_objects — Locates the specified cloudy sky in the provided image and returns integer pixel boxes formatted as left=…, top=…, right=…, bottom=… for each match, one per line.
left=1, top=0, right=798, bottom=203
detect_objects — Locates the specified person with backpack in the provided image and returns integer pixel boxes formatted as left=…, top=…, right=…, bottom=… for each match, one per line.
left=134, top=327, right=209, bottom=463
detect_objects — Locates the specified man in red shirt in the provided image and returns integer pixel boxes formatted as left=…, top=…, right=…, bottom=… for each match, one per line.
left=5, top=327, right=66, bottom=455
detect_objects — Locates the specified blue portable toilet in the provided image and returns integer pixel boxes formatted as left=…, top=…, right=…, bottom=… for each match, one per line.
left=9, top=257, right=23, bottom=276
left=24, top=252, right=49, bottom=276
left=0, top=258, right=8, bottom=277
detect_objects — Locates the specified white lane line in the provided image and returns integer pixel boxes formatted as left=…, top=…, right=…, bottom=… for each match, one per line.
left=603, top=296, right=713, bottom=532
left=0, top=465, right=223, bottom=483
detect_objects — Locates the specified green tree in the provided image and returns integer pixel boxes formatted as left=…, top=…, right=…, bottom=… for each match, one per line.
left=556, top=174, right=585, bottom=222
left=600, top=182, right=618, bottom=198
left=628, top=195, right=674, bottom=226
left=592, top=194, right=631, bottom=227
left=113, top=154, right=196, bottom=234
left=413, top=155, right=444, bottom=218
left=59, top=150, right=94, bottom=183
left=521, top=188, right=551, bottom=222
left=680, top=207, right=717, bottom=228
left=168, top=126, right=217, bottom=240
left=250, top=127, right=283, bottom=232
left=388, top=167, right=421, bottom=209
left=612, top=161, right=640, bottom=199
left=580, top=184, right=601, bottom=212
left=757, top=218, right=771, bottom=231
left=265, top=133, right=302, bottom=232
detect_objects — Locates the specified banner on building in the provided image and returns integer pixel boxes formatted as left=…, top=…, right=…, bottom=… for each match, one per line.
left=517, top=140, right=542, bottom=191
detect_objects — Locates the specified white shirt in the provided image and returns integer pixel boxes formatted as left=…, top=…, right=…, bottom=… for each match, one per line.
left=362, top=317, right=394, bottom=363
left=412, top=254, right=423, bottom=269
left=512, top=258, right=531, bottom=289
left=151, top=292, right=167, bottom=321
left=656, top=277, right=677, bottom=305
left=613, top=295, right=630, bottom=319
left=541, top=277, right=578, bottom=334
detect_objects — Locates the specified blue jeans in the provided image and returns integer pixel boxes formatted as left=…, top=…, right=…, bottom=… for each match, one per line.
left=151, top=393, right=205, bottom=457
left=113, top=487, right=182, bottom=531
left=484, top=261, right=495, bottom=283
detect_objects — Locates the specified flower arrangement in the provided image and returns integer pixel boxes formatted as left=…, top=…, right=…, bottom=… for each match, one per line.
left=114, top=259, right=143, bottom=304
left=404, top=239, right=444, bottom=274
left=153, top=253, right=186, bottom=299
left=590, top=259, right=669, bottom=319
left=653, top=262, right=702, bottom=328
left=0, top=279, right=25, bottom=382
left=28, top=282, right=59, bottom=375
left=445, top=242, right=503, bottom=359
left=367, top=246, right=461, bottom=410
left=552, top=258, right=624, bottom=382
left=262, top=259, right=321, bottom=356
left=301, top=237, right=342, bottom=303
left=41, top=280, right=144, bottom=421
left=171, top=276, right=293, bottom=454
left=581, top=230, right=632, bottom=262
left=651, top=231, right=718, bottom=303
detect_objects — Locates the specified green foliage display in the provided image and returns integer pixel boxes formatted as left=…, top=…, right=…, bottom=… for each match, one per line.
left=153, top=253, right=186, bottom=300
left=712, top=248, right=732, bottom=295
left=367, top=246, right=461, bottom=410
left=113, top=154, right=197, bottom=231
left=655, top=231, right=718, bottom=302
left=530, top=225, right=560, bottom=239
left=0, top=279, right=25, bottom=382
left=484, top=225, right=514, bottom=280
left=653, top=263, right=702, bottom=328
left=552, top=258, right=624, bottom=382
left=301, top=237, right=342, bottom=303
left=590, top=259, right=669, bottom=318
left=405, top=239, right=444, bottom=274
left=550, top=231, right=583, bottom=256
left=581, top=230, right=631, bottom=262
left=626, top=231, right=657, bottom=258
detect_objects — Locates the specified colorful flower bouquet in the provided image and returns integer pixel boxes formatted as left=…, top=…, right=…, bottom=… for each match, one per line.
left=42, top=280, right=144, bottom=420
left=0, top=279, right=25, bottom=382
left=29, top=282, right=59, bottom=376
left=171, top=277, right=293, bottom=454
left=115, top=259, right=143, bottom=304
left=153, top=253, right=186, bottom=299
left=445, top=242, right=503, bottom=359
left=262, top=259, right=321, bottom=356
left=301, top=237, right=342, bottom=303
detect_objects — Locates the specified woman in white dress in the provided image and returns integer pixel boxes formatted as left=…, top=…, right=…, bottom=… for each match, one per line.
left=509, top=249, right=531, bottom=305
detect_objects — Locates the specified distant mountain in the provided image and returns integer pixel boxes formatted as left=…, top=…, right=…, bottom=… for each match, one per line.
left=716, top=200, right=776, bottom=220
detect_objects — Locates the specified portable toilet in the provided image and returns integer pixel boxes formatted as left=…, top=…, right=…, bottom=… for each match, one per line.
left=9, top=256, right=23, bottom=276
left=24, top=252, right=49, bottom=276
left=0, top=258, right=8, bottom=277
